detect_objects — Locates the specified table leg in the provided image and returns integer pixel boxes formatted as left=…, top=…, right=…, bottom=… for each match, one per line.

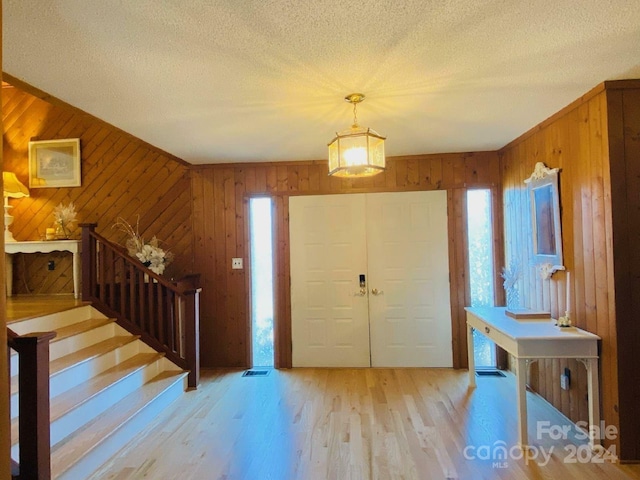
left=515, top=357, right=529, bottom=448
left=467, top=323, right=476, bottom=387
left=586, top=358, right=601, bottom=448
left=72, top=251, right=80, bottom=299
left=5, top=253, right=13, bottom=297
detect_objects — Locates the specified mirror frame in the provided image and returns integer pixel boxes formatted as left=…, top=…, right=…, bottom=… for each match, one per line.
left=524, top=162, right=564, bottom=279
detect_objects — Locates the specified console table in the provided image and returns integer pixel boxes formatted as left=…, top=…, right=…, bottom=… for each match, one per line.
left=465, top=306, right=600, bottom=448
left=5, top=240, right=81, bottom=299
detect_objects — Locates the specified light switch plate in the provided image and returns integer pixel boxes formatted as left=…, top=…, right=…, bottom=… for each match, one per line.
left=232, top=257, right=243, bottom=269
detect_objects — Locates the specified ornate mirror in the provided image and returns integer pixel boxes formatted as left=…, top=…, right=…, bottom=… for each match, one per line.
left=525, top=162, right=564, bottom=279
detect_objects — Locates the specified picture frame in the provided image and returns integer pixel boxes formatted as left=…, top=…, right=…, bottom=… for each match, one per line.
left=524, top=162, right=564, bottom=279
left=28, top=138, right=81, bottom=188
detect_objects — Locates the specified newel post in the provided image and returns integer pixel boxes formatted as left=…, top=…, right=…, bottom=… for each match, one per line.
left=177, top=275, right=201, bottom=389
left=14, top=331, right=56, bottom=480
left=80, top=223, right=98, bottom=301
left=184, top=289, right=201, bottom=389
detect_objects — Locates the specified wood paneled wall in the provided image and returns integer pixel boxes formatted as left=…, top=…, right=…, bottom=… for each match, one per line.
left=2, top=80, right=194, bottom=293
left=191, top=152, right=503, bottom=368
left=606, top=82, right=640, bottom=461
left=499, top=80, right=640, bottom=459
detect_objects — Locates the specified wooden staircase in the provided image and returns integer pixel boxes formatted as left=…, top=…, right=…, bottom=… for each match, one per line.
left=9, top=303, right=188, bottom=479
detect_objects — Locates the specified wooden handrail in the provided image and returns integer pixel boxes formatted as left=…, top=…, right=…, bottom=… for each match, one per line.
left=8, top=328, right=56, bottom=480
left=80, top=223, right=200, bottom=388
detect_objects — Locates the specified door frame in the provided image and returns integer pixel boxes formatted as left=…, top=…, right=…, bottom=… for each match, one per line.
left=255, top=185, right=503, bottom=369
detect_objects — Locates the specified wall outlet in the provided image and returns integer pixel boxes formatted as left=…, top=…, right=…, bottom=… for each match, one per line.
left=561, top=367, right=571, bottom=390
left=232, top=258, right=243, bottom=269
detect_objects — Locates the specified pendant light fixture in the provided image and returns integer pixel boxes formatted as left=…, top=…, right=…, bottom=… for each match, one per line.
left=327, top=93, right=386, bottom=177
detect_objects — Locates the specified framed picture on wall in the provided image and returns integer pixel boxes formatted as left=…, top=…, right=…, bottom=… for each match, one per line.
left=28, top=138, right=81, bottom=188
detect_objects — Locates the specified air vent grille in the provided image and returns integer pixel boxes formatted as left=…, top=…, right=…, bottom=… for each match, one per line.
left=475, top=370, right=506, bottom=377
left=242, top=370, right=270, bottom=377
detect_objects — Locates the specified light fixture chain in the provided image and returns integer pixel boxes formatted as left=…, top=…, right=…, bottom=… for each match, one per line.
left=353, top=102, right=358, bottom=128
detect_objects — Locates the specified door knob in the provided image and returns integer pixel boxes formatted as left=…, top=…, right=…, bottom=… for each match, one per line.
left=354, top=287, right=367, bottom=297
left=371, top=288, right=384, bottom=296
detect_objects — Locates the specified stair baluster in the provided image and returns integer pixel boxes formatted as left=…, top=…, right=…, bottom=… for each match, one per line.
left=80, top=224, right=200, bottom=388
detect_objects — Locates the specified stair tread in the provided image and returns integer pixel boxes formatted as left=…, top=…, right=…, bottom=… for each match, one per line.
left=50, top=317, right=115, bottom=343
left=50, top=353, right=165, bottom=420
left=10, top=353, right=165, bottom=443
left=10, top=335, right=140, bottom=396
left=49, top=335, right=140, bottom=376
left=11, top=353, right=170, bottom=445
left=7, top=302, right=92, bottom=326
left=6, top=318, right=108, bottom=359
left=51, top=370, right=187, bottom=475
left=9, top=303, right=189, bottom=478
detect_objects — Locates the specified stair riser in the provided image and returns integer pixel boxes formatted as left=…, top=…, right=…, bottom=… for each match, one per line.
left=10, top=340, right=143, bottom=421
left=10, top=340, right=166, bottom=394
left=8, top=305, right=102, bottom=334
left=10, top=323, right=123, bottom=378
left=56, top=376, right=187, bottom=480
left=50, top=340, right=141, bottom=398
left=50, top=358, right=166, bottom=447
left=10, top=323, right=121, bottom=375
left=9, top=303, right=189, bottom=478
left=49, top=323, right=117, bottom=362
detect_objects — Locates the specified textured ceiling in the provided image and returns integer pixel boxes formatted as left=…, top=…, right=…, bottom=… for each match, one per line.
left=4, top=1, right=640, bottom=165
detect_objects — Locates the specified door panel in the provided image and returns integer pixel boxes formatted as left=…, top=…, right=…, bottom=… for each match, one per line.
left=290, top=191, right=452, bottom=368
left=367, top=191, right=452, bottom=367
left=289, top=194, right=370, bottom=367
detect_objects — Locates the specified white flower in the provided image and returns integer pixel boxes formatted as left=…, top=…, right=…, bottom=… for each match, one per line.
left=113, top=217, right=174, bottom=275
left=136, top=243, right=168, bottom=274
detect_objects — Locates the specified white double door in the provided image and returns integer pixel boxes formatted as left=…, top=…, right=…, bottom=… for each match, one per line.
left=290, top=191, right=452, bottom=367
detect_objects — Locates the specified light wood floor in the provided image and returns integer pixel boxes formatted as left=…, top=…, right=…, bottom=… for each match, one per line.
left=7, top=297, right=640, bottom=479
left=6, top=294, right=85, bottom=324
left=92, top=368, right=640, bottom=480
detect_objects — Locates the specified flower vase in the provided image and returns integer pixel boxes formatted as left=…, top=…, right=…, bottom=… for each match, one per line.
left=55, top=224, right=70, bottom=240
left=506, top=285, right=520, bottom=310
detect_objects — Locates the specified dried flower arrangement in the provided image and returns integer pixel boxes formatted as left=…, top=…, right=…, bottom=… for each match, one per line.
left=113, top=216, right=174, bottom=275
left=52, top=202, right=77, bottom=239
left=501, top=261, right=520, bottom=309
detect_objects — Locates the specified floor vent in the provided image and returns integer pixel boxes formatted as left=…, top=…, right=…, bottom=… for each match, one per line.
left=242, top=370, right=270, bottom=377
left=475, top=370, right=506, bottom=377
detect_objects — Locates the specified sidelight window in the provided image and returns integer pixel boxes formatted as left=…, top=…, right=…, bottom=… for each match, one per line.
left=466, top=189, right=497, bottom=367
